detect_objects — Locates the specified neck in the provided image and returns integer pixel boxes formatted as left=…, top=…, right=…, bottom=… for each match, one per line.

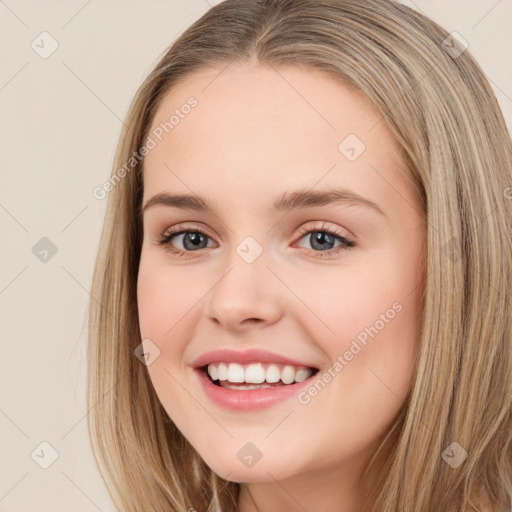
left=237, top=439, right=387, bottom=512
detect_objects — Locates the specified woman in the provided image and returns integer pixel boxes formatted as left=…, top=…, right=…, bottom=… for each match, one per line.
left=87, top=1, right=512, bottom=510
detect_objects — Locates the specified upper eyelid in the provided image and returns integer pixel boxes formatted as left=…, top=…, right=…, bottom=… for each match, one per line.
left=165, top=222, right=215, bottom=239
left=162, top=221, right=353, bottom=244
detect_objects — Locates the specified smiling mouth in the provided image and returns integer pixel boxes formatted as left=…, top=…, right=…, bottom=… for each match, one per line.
left=202, top=362, right=320, bottom=390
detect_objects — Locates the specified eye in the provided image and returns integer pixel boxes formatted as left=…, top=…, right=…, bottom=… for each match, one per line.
left=156, top=223, right=215, bottom=257
left=295, top=222, right=355, bottom=258
left=156, top=221, right=356, bottom=259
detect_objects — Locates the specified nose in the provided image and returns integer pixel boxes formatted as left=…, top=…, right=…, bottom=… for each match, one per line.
left=203, top=252, right=284, bottom=333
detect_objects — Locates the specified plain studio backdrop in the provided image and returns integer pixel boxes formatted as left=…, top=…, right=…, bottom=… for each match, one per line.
left=0, top=1, right=511, bottom=510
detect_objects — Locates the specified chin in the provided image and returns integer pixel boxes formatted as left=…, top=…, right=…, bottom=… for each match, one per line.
left=198, top=449, right=301, bottom=483
left=208, top=464, right=287, bottom=484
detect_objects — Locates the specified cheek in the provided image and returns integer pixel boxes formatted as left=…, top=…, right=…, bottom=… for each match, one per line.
left=291, top=262, right=421, bottom=339
left=290, top=258, right=422, bottom=397
left=137, top=250, right=201, bottom=342
left=287, top=270, right=421, bottom=458
left=136, top=255, right=204, bottom=427
left=136, top=253, right=200, bottom=366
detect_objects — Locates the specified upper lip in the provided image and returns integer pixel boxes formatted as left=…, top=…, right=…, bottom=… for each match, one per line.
left=191, top=349, right=318, bottom=369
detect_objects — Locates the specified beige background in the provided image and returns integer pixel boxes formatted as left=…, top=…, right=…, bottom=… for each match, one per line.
left=1, top=1, right=511, bottom=510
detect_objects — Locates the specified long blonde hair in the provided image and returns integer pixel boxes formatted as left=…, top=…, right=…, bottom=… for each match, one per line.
left=87, top=1, right=512, bottom=510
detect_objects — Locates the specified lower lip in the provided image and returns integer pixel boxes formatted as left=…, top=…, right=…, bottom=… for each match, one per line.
left=195, top=368, right=316, bottom=411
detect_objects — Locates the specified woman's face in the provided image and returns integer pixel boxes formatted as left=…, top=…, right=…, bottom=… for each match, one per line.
left=137, top=61, right=426, bottom=487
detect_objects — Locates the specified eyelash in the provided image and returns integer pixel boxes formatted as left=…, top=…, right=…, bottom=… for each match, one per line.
left=156, top=222, right=355, bottom=259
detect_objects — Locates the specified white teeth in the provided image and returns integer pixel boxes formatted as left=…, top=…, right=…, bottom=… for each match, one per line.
left=226, top=363, right=244, bottom=383
left=281, top=365, right=296, bottom=384
left=244, top=363, right=266, bottom=384
left=294, top=368, right=311, bottom=383
left=217, top=363, right=228, bottom=381
left=206, top=362, right=314, bottom=385
left=208, top=364, right=218, bottom=381
left=266, top=364, right=281, bottom=383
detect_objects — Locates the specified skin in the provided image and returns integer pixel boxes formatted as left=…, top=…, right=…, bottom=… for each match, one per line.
left=137, top=60, right=426, bottom=512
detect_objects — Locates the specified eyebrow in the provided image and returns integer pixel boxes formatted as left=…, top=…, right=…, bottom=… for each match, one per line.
left=141, top=188, right=387, bottom=218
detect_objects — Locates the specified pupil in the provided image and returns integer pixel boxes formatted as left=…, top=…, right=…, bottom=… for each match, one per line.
left=184, top=232, right=205, bottom=250
left=312, top=231, right=334, bottom=251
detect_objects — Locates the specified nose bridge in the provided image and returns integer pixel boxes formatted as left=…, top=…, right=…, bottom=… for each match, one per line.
left=203, top=233, right=282, bottom=329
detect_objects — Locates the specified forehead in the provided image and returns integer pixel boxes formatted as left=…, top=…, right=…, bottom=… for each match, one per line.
left=142, top=61, right=412, bottom=217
